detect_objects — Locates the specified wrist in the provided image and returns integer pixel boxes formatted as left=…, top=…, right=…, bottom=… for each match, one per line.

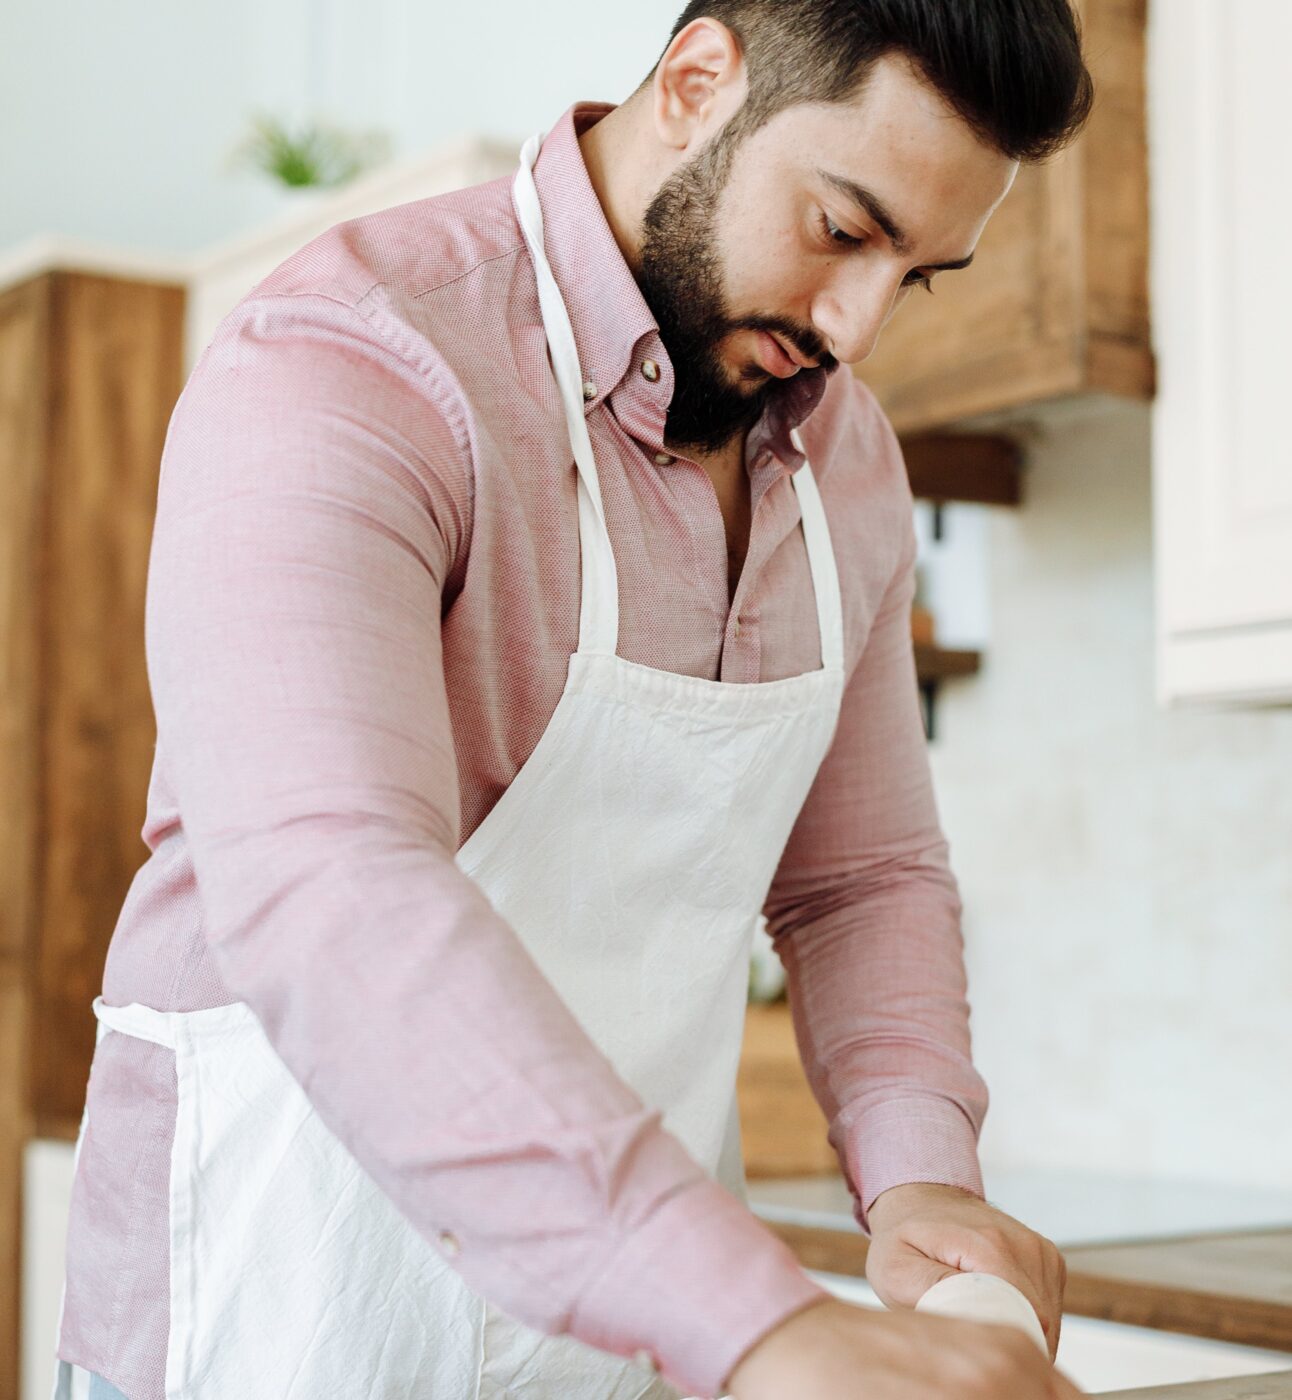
left=724, top=1293, right=834, bottom=1394
left=867, top=1180, right=981, bottom=1233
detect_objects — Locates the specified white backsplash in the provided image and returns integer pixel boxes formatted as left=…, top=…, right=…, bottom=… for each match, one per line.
left=921, top=396, right=1292, bottom=1189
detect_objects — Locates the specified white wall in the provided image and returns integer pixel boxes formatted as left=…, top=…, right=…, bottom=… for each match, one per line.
left=922, top=395, right=1292, bottom=1189
left=23, top=1143, right=76, bottom=1400
left=1, top=0, right=682, bottom=254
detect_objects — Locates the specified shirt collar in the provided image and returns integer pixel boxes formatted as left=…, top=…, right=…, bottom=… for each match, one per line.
left=527, top=101, right=829, bottom=471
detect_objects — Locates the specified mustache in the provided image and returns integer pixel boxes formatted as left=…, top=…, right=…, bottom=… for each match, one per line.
left=739, top=322, right=834, bottom=371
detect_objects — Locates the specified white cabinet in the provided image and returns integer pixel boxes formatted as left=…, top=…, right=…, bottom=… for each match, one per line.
left=22, top=1141, right=76, bottom=1400
left=1150, top=0, right=1292, bottom=705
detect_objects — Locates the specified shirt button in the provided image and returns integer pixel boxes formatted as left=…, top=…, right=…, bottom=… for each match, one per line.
left=640, top=359, right=661, bottom=382
left=653, top=451, right=674, bottom=466
left=582, top=380, right=598, bottom=402
left=436, top=1229, right=460, bottom=1257
left=734, top=618, right=742, bottom=638
left=632, top=1348, right=660, bottom=1373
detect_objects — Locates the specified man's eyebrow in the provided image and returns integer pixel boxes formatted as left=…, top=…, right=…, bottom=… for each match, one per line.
left=816, top=167, right=976, bottom=272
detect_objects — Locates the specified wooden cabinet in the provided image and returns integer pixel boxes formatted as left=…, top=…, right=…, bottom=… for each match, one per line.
left=855, top=0, right=1153, bottom=433
left=1150, top=0, right=1292, bottom=705
left=0, top=267, right=184, bottom=1400
left=737, top=1001, right=838, bottom=1178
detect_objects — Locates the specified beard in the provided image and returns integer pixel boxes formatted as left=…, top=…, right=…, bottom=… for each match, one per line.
left=635, top=128, right=832, bottom=458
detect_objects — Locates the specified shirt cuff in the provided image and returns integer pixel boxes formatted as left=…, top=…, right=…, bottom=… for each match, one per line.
left=568, top=1174, right=832, bottom=1398
left=840, top=1095, right=987, bottom=1236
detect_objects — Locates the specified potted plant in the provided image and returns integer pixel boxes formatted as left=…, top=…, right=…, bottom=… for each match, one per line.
left=225, top=111, right=393, bottom=196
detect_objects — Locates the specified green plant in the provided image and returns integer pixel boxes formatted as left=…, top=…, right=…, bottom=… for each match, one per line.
left=227, top=111, right=393, bottom=190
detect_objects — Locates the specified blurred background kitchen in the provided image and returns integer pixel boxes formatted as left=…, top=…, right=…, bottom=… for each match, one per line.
left=3, top=2, right=1290, bottom=1398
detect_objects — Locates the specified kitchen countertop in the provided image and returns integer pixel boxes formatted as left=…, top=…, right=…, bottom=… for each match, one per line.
left=1062, top=1230, right=1292, bottom=1353
left=746, top=1167, right=1292, bottom=1248
left=747, top=1168, right=1292, bottom=1357
left=1099, top=1374, right=1292, bottom=1399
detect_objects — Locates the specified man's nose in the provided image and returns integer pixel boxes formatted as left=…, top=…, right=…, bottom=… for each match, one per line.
left=815, top=281, right=903, bottom=366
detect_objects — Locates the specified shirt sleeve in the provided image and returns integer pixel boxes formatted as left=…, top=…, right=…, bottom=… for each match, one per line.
left=762, top=406, right=991, bottom=1239
left=145, top=290, right=828, bottom=1398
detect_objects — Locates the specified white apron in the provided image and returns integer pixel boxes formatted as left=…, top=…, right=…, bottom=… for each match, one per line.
left=71, top=125, right=847, bottom=1400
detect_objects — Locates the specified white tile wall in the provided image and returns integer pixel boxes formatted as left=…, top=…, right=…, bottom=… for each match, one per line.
left=922, top=395, right=1292, bottom=1189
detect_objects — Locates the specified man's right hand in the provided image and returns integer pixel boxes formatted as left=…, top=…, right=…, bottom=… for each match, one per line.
left=725, top=1296, right=1088, bottom=1399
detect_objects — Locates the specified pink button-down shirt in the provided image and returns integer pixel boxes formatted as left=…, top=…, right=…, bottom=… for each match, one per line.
left=57, top=100, right=989, bottom=1399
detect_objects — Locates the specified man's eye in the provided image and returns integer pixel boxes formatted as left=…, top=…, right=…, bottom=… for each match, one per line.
left=818, top=211, right=864, bottom=247
left=818, top=211, right=935, bottom=294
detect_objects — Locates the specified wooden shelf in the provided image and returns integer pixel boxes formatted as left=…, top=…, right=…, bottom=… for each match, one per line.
left=914, top=642, right=981, bottom=683
left=896, top=435, right=1001, bottom=738
left=900, top=432, right=1023, bottom=506
left=913, top=642, right=982, bottom=741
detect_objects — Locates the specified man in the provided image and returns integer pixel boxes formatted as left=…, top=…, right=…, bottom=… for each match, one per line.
left=55, top=2, right=1093, bottom=1398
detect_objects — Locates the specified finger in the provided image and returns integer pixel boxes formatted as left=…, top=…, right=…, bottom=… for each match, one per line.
left=915, top=1219, right=1060, bottom=1351
left=968, top=1223, right=1065, bottom=1364
left=1047, top=1296, right=1065, bottom=1358
left=1009, top=1271, right=1060, bottom=1362
left=999, top=1237, right=1063, bottom=1359
left=966, top=1225, right=1049, bottom=1304
left=980, top=1258, right=1053, bottom=1356
left=1036, top=1286, right=1061, bottom=1361
left=1041, top=1246, right=1067, bottom=1361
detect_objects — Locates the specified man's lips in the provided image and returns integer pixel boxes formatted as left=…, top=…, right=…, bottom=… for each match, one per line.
left=755, top=331, right=821, bottom=377
left=756, top=331, right=801, bottom=378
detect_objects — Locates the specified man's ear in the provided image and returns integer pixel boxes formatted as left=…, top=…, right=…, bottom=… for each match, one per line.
left=651, top=17, right=747, bottom=153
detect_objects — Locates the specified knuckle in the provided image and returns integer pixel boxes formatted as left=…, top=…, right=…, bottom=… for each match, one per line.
left=967, top=1355, right=1017, bottom=1394
left=964, top=1334, right=1029, bottom=1389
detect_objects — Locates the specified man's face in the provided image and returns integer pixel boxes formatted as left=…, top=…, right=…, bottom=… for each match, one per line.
left=635, top=51, right=1018, bottom=456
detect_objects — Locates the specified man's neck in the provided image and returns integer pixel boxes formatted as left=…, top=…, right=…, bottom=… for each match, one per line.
left=669, top=431, right=747, bottom=477
left=579, top=105, right=755, bottom=480
left=576, top=100, right=656, bottom=279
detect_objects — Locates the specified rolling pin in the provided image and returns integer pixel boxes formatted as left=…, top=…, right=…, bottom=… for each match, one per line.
left=697, top=1272, right=1048, bottom=1399
left=914, top=1271, right=1050, bottom=1354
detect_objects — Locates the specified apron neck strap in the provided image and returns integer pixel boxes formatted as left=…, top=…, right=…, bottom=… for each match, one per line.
left=787, top=435, right=845, bottom=672
left=512, top=131, right=620, bottom=656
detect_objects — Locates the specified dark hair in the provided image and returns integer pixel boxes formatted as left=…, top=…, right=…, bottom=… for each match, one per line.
left=637, top=0, right=1094, bottom=162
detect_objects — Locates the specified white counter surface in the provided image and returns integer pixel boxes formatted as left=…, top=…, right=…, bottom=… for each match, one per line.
left=747, top=1166, right=1292, bottom=1246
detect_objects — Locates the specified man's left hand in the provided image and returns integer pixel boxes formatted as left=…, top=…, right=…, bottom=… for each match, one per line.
left=863, top=1181, right=1068, bottom=1363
